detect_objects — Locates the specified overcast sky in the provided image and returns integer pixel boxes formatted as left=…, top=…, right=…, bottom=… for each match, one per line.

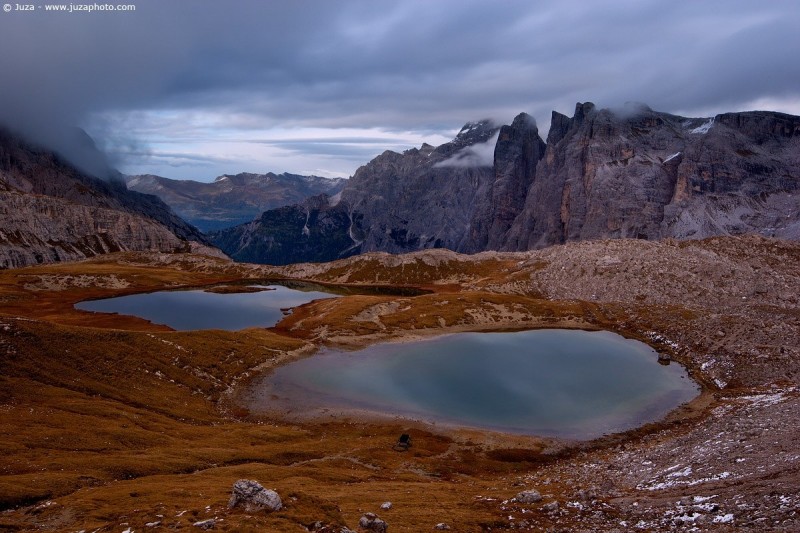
left=1, top=0, right=799, bottom=181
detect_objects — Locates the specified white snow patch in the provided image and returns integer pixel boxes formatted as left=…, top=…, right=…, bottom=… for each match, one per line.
left=302, top=208, right=311, bottom=236
left=713, top=513, right=734, bottom=523
left=638, top=470, right=732, bottom=491
left=737, top=390, right=789, bottom=408
left=695, top=502, right=718, bottom=512
left=664, top=152, right=681, bottom=163
left=690, top=118, right=715, bottom=134
left=667, top=466, right=693, bottom=478
left=673, top=512, right=702, bottom=523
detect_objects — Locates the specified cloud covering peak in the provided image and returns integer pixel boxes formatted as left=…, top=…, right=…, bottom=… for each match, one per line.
left=1, top=0, right=799, bottom=180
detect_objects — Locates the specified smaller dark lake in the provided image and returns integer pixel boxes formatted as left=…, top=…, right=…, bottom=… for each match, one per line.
left=74, top=281, right=416, bottom=331
left=246, top=329, right=699, bottom=439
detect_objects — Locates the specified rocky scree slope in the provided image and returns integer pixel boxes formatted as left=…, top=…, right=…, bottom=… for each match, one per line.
left=126, top=172, right=347, bottom=232
left=211, top=103, right=799, bottom=265
left=0, top=128, right=220, bottom=268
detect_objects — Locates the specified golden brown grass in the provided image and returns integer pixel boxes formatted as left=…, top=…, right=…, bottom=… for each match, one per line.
left=0, top=250, right=723, bottom=531
left=0, top=253, right=599, bottom=532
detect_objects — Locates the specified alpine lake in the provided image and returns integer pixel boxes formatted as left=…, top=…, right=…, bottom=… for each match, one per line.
left=76, top=283, right=699, bottom=440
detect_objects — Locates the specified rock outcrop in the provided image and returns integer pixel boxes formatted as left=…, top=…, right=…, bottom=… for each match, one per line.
left=0, top=127, right=221, bottom=268
left=514, top=489, right=543, bottom=504
left=469, top=112, right=546, bottom=250
left=341, top=120, right=500, bottom=254
left=227, top=479, right=282, bottom=513
left=127, top=172, right=347, bottom=232
left=502, top=102, right=800, bottom=249
left=208, top=194, right=360, bottom=265
left=357, top=512, right=387, bottom=532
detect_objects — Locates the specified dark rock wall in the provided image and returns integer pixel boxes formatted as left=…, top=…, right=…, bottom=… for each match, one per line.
left=211, top=104, right=800, bottom=265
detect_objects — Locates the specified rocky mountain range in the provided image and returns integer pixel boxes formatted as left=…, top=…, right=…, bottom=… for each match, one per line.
left=126, top=172, right=347, bottom=232
left=210, top=102, right=800, bottom=264
left=0, top=128, right=220, bottom=269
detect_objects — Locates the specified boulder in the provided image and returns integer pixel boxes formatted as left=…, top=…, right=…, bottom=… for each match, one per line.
left=193, top=518, right=216, bottom=530
left=358, top=512, right=388, bottom=532
left=514, top=489, right=543, bottom=504
left=543, top=501, right=559, bottom=513
left=227, top=479, right=282, bottom=512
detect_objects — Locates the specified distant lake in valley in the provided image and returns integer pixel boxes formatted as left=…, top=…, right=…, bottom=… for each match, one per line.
left=246, top=329, right=699, bottom=439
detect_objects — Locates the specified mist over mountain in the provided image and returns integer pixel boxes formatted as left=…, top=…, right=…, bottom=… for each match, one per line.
left=126, top=172, right=347, bottom=232
left=210, top=102, right=800, bottom=265
left=0, top=127, right=220, bottom=268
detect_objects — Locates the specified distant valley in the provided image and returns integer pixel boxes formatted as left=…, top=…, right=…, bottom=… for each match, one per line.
left=126, top=172, right=347, bottom=232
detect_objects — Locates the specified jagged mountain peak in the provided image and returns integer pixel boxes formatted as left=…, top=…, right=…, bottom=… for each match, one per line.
left=453, top=119, right=499, bottom=146
left=210, top=102, right=800, bottom=265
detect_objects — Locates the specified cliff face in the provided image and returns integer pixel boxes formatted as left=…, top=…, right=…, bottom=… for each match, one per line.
left=502, top=103, right=800, bottom=249
left=0, top=129, right=222, bottom=268
left=212, top=120, right=516, bottom=264
left=471, top=113, right=546, bottom=251
left=211, top=103, right=800, bottom=265
left=340, top=120, right=500, bottom=254
left=126, top=172, right=347, bottom=232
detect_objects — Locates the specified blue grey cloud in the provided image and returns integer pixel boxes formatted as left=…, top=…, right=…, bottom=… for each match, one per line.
left=1, top=0, right=798, bottom=179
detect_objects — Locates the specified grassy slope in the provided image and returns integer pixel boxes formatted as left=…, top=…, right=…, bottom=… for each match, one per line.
left=0, top=254, right=589, bottom=531
left=0, top=237, right=797, bottom=531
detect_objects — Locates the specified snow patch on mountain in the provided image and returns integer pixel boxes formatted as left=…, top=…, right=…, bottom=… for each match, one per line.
left=690, top=118, right=715, bottom=134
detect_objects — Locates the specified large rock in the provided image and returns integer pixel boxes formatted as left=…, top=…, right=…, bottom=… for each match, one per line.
left=227, top=479, right=282, bottom=513
left=514, top=489, right=543, bottom=503
left=468, top=112, right=546, bottom=251
left=358, top=512, right=388, bottom=532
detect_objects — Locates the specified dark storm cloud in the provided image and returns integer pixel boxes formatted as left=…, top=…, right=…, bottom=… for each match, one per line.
left=1, top=0, right=799, bottom=176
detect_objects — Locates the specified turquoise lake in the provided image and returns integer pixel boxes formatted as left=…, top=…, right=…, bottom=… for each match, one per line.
left=247, top=329, right=699, bottom=439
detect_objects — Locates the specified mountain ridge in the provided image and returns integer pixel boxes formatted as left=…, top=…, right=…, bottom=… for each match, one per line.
left=210, top=103, right=800, bottom=265
left=0, top=127, right=222, bottom=268
left=126, top=172, right=347, bottom=232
